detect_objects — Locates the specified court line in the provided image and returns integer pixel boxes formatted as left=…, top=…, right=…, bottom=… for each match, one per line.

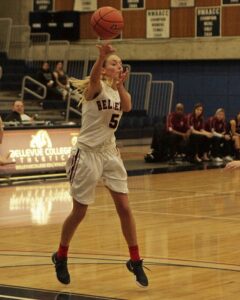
left=0, top=296, right=37, bottom=300
left=1, top=250, right=240, bottom=271
left=0, top=259, right=240, bottom=275
left=0, top=284, right=124, bottom=300
left=129, top=187, right=240, bottom=196
left=116, top=208, right=240, bottom=222
left=132, top=209, right=240, bottom=222
left=89, top=204, right=240, bottom=222
left=1, top=251, right=240, bottom=270
left=95, top=190, right=240, bottom=207
left=1, top=251, right=240, bottom=279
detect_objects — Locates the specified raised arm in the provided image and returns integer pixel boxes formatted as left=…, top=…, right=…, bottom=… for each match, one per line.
left=85, top=43, right=115, bottom=100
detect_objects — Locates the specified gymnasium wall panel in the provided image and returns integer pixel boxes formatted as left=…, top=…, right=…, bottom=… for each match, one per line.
left=125, top=59, right=240, bottom=118
left=37, top=0, right=240, bottom=40
left=122, top=10, right=146, bottom=39
left=55, top=0, right=74, bottom=11
left=195, top=0, right=220, bottom=6
left=80, top=12, right=96, bottom=39
left=98, top=0, right=120, bottom=9
left=222, top=7, right=240, bottom=36
left=171, top=8, right=195, bottom=37
left=146, top=0, right=170, bottom=9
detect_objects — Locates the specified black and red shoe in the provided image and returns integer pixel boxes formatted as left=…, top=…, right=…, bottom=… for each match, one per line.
left=126, top=259, right=148, bottom=287
left=52, top=252, right=70, bottom=285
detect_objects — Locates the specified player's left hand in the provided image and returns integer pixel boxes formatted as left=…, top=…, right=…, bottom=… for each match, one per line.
left=117, top=67, right=129, bottom=86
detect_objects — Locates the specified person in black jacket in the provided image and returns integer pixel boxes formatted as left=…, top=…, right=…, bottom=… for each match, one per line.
left=37, top=62, right=62, bottom=99
left=4, top=100, right=32, bottom=123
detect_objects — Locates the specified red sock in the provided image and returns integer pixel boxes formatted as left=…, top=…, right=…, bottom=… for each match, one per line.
left=57, top=243, right=69, bottom=259
left=129, top=245, right=140, bottom=261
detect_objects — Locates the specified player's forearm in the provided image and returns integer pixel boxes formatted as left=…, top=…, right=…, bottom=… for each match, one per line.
left=118, top=85, right=131, bottom=112
left=170, top=129, right=185, bottom=136
left=90, top=55, right=105, bottom=83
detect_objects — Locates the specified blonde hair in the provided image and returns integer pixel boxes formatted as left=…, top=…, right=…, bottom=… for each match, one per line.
left=69, top=76, right=90, bottom=104
left=69, top=75, right=114, bottom=105
left=215, top=108, right=225, bottom=115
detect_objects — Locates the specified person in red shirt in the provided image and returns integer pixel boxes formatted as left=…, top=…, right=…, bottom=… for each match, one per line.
left=166, top=103, right=191, bottom=161
left=205, top=108, right=233, bottom=162
left=187, top=103, right=213, bottom=163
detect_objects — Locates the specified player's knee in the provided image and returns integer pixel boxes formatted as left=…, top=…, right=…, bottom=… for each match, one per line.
left=72, top=200, right=88, bottom=220
left=116, top=201, right=132, bottom=217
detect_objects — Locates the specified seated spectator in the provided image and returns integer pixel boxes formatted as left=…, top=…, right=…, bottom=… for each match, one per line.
left=187, top=103, right=213, bottom=163
left=229, top=112, right=240, bottom=160
left=37, top=62, right=62, bottom=99
left=4, top=100, right=33, bottom=123
left=53, top=61, right=70, bottom=100
left=205, top=108, right=233, bottom=162
left=166, top=103, right=191, bottom=162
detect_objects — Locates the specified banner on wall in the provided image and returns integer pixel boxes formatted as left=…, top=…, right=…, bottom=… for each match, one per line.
left=222, top=0, right=240, bottom=4
left=0, top=128, right=79, bottom=175
left=122, top=0, right=145, bottom=10
left=33, top=0, right=54, bottom=11
left=171, top=0, right=194, bottom=7
left=74, top=0, right=97, bottom=11
left=146, top=10, right=170, bottom=39
left=196, top=7, right=221, bottom=37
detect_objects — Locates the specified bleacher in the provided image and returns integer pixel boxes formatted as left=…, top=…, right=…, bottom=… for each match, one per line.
left=0, top=18, right=174, bottom=138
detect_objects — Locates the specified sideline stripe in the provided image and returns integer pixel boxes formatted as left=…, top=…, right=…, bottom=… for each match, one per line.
left=0, top=296, right=37, bottom=300
left=1, top=250, right=240, bottom=271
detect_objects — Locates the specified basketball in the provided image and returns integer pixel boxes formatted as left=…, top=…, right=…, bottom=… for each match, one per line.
left=90, top=6, right=124, bottom=40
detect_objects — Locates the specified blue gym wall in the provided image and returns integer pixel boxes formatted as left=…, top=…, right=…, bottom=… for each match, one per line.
left=126, top=60, right=240, bottom=120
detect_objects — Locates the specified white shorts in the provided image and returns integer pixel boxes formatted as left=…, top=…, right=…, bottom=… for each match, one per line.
left=66, top=146, right=128, bottom=205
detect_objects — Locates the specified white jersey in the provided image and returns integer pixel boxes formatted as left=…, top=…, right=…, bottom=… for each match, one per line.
left=77, top=81, right=123, bottom=149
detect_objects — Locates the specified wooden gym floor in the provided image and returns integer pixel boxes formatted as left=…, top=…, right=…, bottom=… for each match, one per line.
left=0, top=146, right=240, bottom=299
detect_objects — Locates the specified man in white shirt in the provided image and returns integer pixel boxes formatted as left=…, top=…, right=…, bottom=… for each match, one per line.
left=4, top=100, right=33, bottom=123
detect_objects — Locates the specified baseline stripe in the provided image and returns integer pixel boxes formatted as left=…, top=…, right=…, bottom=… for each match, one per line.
left=0, top=295, right=37, bottom=300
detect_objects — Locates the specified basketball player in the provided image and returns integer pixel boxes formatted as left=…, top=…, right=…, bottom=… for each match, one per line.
left=0, top=116, right=3, bottom=144
left=52, top=43, right=148, bottom=288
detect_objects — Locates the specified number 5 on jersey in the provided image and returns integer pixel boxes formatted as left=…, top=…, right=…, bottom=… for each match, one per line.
left=109, top=113, right=120, bottom=129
